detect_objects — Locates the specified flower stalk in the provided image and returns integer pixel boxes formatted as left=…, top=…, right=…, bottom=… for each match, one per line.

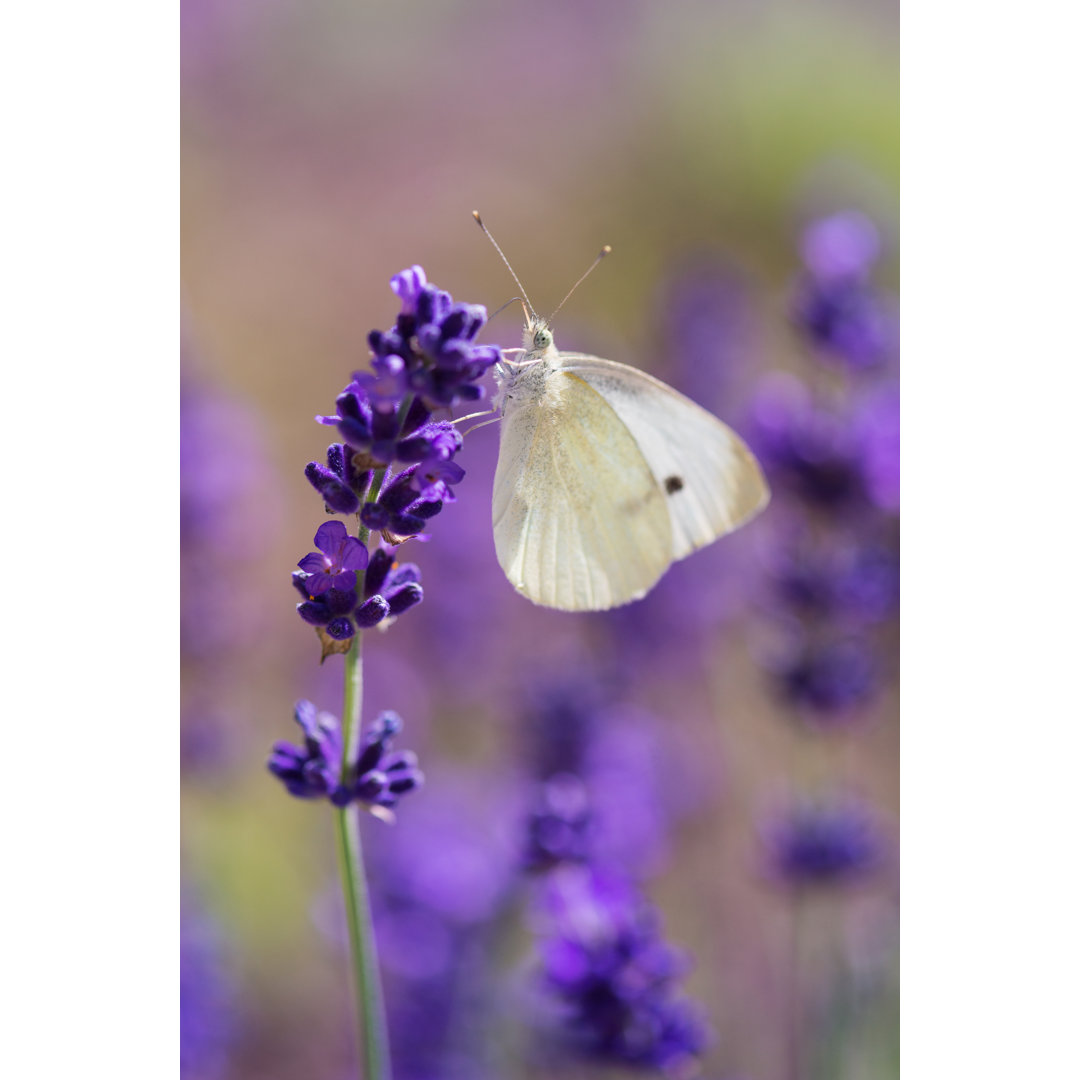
left=335, top=625, right=391, bottom=1080
left=334, top=508, right=388, bottom=1080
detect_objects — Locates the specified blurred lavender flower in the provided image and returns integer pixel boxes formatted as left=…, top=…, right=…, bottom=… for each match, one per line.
left=268, top=700, right=423, bottom=811
left=521, top=675, right=610, bottom=780
left=180, top=372, right=275, bottom=660
left=800, top=212, right=881, bottom=282
left=519, top=678, right=701, bottom=877
left=523, top=773, right=594, bottom=872
left=747, top=373, right=871, bottom=512
left=535, top=865, right=709, bottom=1072
left=763, top=535, right=900, bottom=626
left=181, top=361, right=277, bottom=773
left=772, top=634, right=879, bottom=718
left=763, top=799, right=882, bottom=888
left=855, top=384, right=901, bottom=514
left=181, top=894, right=234, bottom=1080
left=790, top=211, right=894, bottom=371
left=658, top=257, right=755, bottom=414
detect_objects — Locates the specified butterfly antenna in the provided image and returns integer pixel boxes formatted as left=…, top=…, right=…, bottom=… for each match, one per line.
left=548, top=244, right=612, bottom=322
left=486, top=296, right=528, bottom=323
left=472, top=211, right=537, bottom=327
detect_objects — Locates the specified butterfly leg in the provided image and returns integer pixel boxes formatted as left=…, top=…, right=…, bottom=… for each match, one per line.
left=461, top=414, right=503, bottom=436
left=450, top=407, right=498, bottom=426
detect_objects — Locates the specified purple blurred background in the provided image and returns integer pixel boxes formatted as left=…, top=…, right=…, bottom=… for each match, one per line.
left=181, top=2, right=898, bottom=1077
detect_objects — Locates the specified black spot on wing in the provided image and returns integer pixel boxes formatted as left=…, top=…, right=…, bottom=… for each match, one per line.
left=664, top=475, right=684, bottom=495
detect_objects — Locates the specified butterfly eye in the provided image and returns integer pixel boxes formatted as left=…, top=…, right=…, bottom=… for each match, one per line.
left=534, top=329, right=552, bottom=349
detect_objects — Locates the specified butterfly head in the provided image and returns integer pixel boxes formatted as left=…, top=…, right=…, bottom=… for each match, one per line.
left=523, top=318, right=555, bottom=359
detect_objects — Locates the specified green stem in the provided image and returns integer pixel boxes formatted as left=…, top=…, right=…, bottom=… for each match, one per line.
left=332, top=396, right=417, bottom=1078
left=335, top=630, right=391, bottom=1080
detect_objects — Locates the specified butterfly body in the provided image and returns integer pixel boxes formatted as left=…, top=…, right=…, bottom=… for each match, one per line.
left=491, top=321, right=769, bottom=612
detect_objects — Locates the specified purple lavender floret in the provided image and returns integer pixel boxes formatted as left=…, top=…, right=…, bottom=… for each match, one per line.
left=763, top=800, right=882, bottom=887
left=305, top=443, right=372, bottom=515
left=268, top=701, right=423, bottom=810
left=359, top=465, right=447, bottom=539
left=363, top=547, right=423, bottom=618
left=353, top=710, right=425, bottom=809
left=790, top=212, right=893, bottom=370
left=296, top=520, right=369, bottom=595
left=537, top=866, right=709, bottom=1071
left=268, top=699, right=351, bottom=805
left=316, top=382, right=425, bottom=465
left=292, top=529, right=423, bottom=635
left=293, top=573, right=360, bottom=640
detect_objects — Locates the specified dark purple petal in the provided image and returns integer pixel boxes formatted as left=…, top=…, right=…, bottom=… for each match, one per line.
left=267, top=743, right=305, bottom=775
left=386, top=563, right=421, bottom=587
left=306, top=569, right=356, bottom=596
left=297, top=600, right=330, bottom=627
left=364, top=549, right=394, bottom=597
left=323, top=587, right=359, bottom=616
left=338, top=536, right=369, bottom=571
left=379, top=468, right=421, bottom=512
left=355, top=769, right=389, bottom=801
left=325, top=616, right=356, bottom=640
left=390, top=265, right=427, bottom=313
left=387, top=770, right=422, bottom=795
left=399, top=396, right=432, bottom=438
left=297, top=551, right=327, bottom=575
left=386, top=581, right=423, bottom=615
left=338, top=416, right=374, bottom=449
left=305, top=461, right=361, bottom=514
left=354, top=595, right=390, bottom=629
left=293, top=700, right=323, bottom=741
left=387, top=512, right=428, bottom=537
left=360, top=503, right=390, bottom=531
left=314, top=520, right=348, bottom=555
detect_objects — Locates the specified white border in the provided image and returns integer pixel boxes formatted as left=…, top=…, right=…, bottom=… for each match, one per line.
left=1, top=5, right=178, bottom=1075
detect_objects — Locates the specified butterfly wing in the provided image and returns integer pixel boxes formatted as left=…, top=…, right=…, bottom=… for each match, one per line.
left=492, top=368, right=674, bottom=611
left=561, top=353, right=769, bottom=561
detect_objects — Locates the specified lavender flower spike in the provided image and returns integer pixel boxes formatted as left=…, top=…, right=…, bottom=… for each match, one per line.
left=537, top=866, right=709, bottom=1070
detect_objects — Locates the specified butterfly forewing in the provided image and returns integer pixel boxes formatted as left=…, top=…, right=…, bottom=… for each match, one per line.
left=492, top=369, right=674, bottom=610
left=560, top=354, right=770, bottom=560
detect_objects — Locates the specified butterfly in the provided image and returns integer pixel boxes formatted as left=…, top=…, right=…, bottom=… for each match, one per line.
left=474, top=213, right=769, bottom=612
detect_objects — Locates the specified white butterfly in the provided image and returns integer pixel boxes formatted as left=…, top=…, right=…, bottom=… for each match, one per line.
left=474, top=213, right=769, bottom=612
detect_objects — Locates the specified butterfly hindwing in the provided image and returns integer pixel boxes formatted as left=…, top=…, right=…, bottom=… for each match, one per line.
left=561, top=353, right=770, bottom=561
left=492, top=368, right=674, bottom=610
